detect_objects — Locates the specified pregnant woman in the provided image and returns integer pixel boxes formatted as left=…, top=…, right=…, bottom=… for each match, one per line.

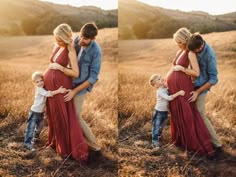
left=166, top=28, right=215, bottom=157
left=44, top=23, right=88, bottom=164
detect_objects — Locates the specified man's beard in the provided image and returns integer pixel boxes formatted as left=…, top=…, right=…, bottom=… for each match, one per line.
left=79, top=41, right=90, bottom=47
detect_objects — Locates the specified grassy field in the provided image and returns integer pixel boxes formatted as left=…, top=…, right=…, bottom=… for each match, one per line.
left=0, top=28, right=118, bottom=176
left=0, top=28, right=236, bottom=177
left=118, top=31, right=236, bottom=176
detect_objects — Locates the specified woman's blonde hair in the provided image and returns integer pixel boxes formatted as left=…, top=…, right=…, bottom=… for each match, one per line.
left=32, top=71, right=43, bottom=82
left=53, top=23, right=73, bottom=44
left=173, top=27, right=192, bottom=44
left=149, top=74, right=161, bottom=87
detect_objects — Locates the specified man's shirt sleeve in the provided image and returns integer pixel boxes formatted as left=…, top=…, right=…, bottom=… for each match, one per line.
left=207, top=55, right=218, bottom=85
left=88, top=50, right=102, bottom=85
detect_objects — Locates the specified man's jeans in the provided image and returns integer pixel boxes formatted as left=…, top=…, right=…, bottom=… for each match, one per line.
left=24, top=111, right=44, bottom=144
left=152, top=110, right=168, bottom=145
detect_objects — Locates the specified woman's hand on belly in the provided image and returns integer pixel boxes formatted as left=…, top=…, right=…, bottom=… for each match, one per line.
left=48, top=63, right=63, bottom=71
left=173, top=65, right=185, bottom=72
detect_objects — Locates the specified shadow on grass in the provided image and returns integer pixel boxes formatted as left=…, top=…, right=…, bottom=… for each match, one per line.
left=118, top=112, right=236, bottom=177
left=0, top=121, right=118, bottom=177
left=143, top=145, right=236, bottom=177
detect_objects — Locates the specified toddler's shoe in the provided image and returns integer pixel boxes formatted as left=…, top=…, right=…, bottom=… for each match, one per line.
left=24, top=143, right=36, bottom=151
left=152, top=142, right=161, bottom=150
left=151, top=143, right=162, bottom=155
left=31, top=137, right=39, bottom=145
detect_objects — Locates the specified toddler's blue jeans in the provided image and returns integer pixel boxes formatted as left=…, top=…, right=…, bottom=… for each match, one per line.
left=152, top=110, right=168, bottom=145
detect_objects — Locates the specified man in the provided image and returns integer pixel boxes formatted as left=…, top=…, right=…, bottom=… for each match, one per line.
left=64, top=22, right=102, bottom=151
left=187, top=34, right=222, bottom=150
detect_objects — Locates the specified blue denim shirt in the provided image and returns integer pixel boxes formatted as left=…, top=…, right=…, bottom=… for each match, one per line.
left=73, top=36, right=102, bottom=95
left=194, top=42, right=218, bottom=94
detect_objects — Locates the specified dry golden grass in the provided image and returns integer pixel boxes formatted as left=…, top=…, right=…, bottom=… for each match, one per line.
left=1, top=28, right=236, bottom=177
left=118, top=31, right=236, bottom=177
left=0, top=28, right=118, bottom=176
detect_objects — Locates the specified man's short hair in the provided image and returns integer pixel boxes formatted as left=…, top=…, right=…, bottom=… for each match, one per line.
left=187, top=34, right=204, bottom=51
left=80, top=22, right=98, bottom=39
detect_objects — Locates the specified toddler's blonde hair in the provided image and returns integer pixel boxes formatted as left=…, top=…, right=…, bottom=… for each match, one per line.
left=149, top=74, right=161, bottom=87
left=32, top=71, right=43, bottom=82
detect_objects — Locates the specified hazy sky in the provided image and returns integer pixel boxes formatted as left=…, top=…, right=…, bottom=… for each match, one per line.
left=137, top=0, right=236, bottom=15
left=40, top=0, right=118, bottom=10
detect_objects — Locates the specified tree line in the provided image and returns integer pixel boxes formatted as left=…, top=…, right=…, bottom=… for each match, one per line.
left=21, top=12, right=117, bottom=35
left=120, top=15, right=236, bottom=40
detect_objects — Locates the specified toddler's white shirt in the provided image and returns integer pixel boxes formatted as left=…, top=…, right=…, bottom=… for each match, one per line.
left=155, top=86, right=173, bottom=111
left=31, top=87, right=52, bottom=113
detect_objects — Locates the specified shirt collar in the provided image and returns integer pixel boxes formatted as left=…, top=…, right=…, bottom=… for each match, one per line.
left=83, top=40, right=94, bottom=53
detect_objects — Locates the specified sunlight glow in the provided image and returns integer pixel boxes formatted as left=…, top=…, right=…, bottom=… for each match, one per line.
left=137, top=0, right=236, bottom=15
left=39, top=0, right=118, bottom=10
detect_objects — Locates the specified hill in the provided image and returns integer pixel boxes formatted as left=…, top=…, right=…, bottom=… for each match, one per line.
left=119, top=0, right=236, bottom=39
left=0, top=0, right=118, bottom=36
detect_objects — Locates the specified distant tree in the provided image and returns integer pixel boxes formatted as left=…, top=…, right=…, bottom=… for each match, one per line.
left=201, top=24, right=214, bottom=34
left=96, top=17, right=117, bottom=29
left=21, top=12, right=83, bottom=35
left=0, top=25, right=22, bottom=36
left=119, top=26, right=135, bottom=39
left=35, top=13, right=82, bottom=35
left=96, top=20, right=108, bottom=29
left=107, top=12, right=118, bottom=27
left=147, top=18, right=182, bottom=39
left=21, top=11, right=115, bottom=35
left=22, top=17, right=40, bottom=35
left=9, top=23, right=23, bottom=36
left=133, top=21, right=151, bottom=39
